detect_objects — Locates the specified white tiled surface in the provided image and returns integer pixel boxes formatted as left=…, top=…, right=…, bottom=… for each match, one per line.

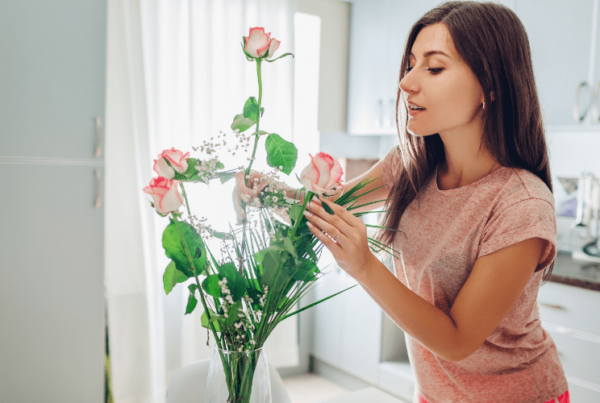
left=282, top=374, right=412, bottom=403
left=282, top=374, right=351, bottom=403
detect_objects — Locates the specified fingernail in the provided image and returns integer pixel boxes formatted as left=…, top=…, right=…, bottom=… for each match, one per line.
left=312, top=196, right=322, bottom=204
left=307, top=221, right=314, bottom=228
left=308, top=202, right=314, bottom=209
left=304, top=210, right=313, bottom=218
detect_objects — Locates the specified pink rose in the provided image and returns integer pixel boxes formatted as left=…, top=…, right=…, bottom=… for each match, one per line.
left=244, top=27, right=281, bottom=59
left=153, top=148, right=190, bottom=179
left=300, top=152, right=344, bottom=195
left=143, top=177, right=184, bottom=215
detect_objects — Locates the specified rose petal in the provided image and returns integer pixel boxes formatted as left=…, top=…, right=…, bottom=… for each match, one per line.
left=153, top=158, right=175, bottom=179
left=311, top=154, right=333, bottom=189
left=159, top=181, right=184, bottom=214
left=266, top=38, right=281, bottom=59
left=244, top=27, right=271, bottom=58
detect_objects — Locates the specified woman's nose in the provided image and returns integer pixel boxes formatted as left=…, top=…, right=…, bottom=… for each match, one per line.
left=399, top=70, right=418, bottom=94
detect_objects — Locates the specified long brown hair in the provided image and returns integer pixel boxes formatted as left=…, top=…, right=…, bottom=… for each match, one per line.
left=376, top=1, right=555, bottom=283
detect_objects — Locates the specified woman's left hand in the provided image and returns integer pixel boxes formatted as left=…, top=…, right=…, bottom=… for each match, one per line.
left=303, top=196, right=375, bottom=280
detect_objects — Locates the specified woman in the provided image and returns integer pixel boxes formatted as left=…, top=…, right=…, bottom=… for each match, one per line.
left=235, top=2, right=569, bottom=402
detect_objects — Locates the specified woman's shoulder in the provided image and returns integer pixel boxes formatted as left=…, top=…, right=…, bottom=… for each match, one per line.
left=500, top=166, right=555, bottom=207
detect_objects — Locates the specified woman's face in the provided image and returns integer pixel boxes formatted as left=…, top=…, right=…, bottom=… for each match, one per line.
left=399, top=23, right=486, bottom=137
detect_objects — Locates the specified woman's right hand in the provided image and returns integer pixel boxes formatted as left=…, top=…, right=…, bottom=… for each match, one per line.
left=232, top=169, right=269, bottom=224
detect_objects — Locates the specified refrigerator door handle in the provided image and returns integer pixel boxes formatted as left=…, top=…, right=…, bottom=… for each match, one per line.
left=94, top=117, right=103, bottom=158
left=94, top=169, right=102, bottom=209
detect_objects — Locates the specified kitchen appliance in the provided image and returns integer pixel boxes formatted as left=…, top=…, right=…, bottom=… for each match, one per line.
left=571, top=172, right=600, bottom=263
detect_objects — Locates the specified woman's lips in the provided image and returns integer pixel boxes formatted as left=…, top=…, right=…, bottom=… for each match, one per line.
left=408, top=107, right=425, bottom=116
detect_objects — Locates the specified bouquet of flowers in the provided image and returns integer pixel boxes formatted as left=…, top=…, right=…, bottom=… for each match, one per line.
left=142, top=27, right=396, bottom=403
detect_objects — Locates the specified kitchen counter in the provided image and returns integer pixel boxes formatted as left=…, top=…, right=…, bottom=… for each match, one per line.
left=548, top=251, right=600, bottom=291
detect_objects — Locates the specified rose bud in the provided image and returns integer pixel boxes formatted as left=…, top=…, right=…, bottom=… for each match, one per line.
left=143, top=177, right=185, bottom=215
left=153, top=148, right=190, bottom=179
left=300, top=152, right=344, bottom=195
left=244, top=27, right=280, bottom=59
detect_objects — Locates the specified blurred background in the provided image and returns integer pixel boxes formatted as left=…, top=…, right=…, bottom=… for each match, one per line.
left=2, top=0, right=600, bottom=402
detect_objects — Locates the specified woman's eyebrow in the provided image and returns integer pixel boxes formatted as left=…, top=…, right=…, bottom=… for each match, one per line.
left=409, top=50, right=450, bottom=58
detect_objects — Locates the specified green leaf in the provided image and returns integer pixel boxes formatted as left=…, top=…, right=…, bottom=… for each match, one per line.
left=261, top=250, right=280, bottom=286
left=202, top=274, right=222, bottom=298
left=162, top=221, right=208, bottom=277
left=292, top=258, right=318, bottom=281
left=163, top=261, right=189, bottom=295
left=322, top=202, right=334, bottom=215
left=247, top=286, right=263, bottom=308
left=218, top=263, right=247, bottom=302
left=253, top=130, right=268, bottom=136
left=263, top=52, right=295, bottom=63
left=282, top=237, right=297, bottom=258
left=288, top=203, right=303, bottom=223
left=184, top=158, right=198, bottom=177
left=265, top=133, right=298, bottom=175
left=243, top=97, right=262, bottom=123
left=201, top=309, right=223, bottom=332
left=231, top=114, right=256, bottom=133
left=226, top=301, right=243, bottom=327
left=185, top=284, right=198, bottom=315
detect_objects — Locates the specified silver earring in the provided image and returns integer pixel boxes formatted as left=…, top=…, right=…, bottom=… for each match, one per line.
left=482, top=102, right=486, bottom=110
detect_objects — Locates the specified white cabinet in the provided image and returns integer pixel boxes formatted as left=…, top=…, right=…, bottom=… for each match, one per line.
left=516, top=0, right=598, bottom=127
left=0, top=1, right=107, bottom=401
left=538, top=281, right=600, bottom=400
left=339, top=279, right=382, bottom=384
left=0, top=0, right=107, bottom=158
left=311, top=265, right=383, bottom=384
left=312, top=267, right=346, bottom=367
left=347, top=0, right=439, bottom=135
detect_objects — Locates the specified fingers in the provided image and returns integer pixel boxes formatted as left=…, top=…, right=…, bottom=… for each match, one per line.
left=319, top=196, right=363, bottom=228
left=303, top=208, right=346, bottom=246
left=306, top=196, right=355, bottom=233
left=306, top=220, right=342, bottom=250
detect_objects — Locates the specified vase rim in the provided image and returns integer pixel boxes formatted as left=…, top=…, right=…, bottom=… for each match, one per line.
left=212, top=344, right=264, bottom=354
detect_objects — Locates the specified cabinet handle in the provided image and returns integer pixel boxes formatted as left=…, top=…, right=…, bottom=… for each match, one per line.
left=592, top=82, right=600, bottom=122
left=94, top=117, right=103, bottom=158
left=94, top=169, right=102, bottom=209
left=573, top=81, right=590, bottom=122
left=537, top=301, right=566, bottom=310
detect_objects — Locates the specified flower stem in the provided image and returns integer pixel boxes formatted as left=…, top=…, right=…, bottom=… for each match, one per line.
left=245, top=58, right=263, bottom=179
left=179, top=182, right=192, bottom=217
left=290, top=191, right=314, bottom=239
left=239, top=58, right=264, bottom=273
left=171, top=215, right=235, bottom=394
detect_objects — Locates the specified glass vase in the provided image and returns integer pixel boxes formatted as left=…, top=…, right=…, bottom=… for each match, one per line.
left=206, top=345, right=271, bottom=403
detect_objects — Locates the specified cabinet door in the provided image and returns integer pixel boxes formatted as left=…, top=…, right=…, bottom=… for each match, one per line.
left=311, top=265, right=345, bottom=367
left=384, top=1, right=439, bottom=133
left=0, top=164, right=105, bottom=403
left=537, top=281, right=600, bottom=336
left=347, top=0, right=390, bottom=135
left=340, top=280, right=383, bottom=384
left=592, top=4, right=600, bottom=125
left=0, top=0, right=107, bottom=159
left=516, top=0, right=595, bottom=126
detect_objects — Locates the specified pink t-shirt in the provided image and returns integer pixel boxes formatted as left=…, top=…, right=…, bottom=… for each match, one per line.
left=381, top=146, right=568, bottom=403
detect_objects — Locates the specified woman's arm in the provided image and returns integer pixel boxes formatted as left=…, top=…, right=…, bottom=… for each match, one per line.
left=302, top=197, right=546, bottom=363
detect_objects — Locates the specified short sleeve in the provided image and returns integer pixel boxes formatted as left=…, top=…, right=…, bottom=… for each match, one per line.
left=478, top=198, right=557, bottom=272
left=381, top=146, right=402, bottom=193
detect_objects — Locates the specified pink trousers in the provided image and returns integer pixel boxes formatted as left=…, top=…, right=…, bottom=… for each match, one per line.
left=417, top=390, right=570, bottom=403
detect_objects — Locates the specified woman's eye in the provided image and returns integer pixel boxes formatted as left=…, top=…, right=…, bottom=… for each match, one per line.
left=427, top=68, right=443, bottom=74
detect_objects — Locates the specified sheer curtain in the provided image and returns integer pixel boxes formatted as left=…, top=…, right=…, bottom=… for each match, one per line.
left=106, top=1, right=298, bottom=402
